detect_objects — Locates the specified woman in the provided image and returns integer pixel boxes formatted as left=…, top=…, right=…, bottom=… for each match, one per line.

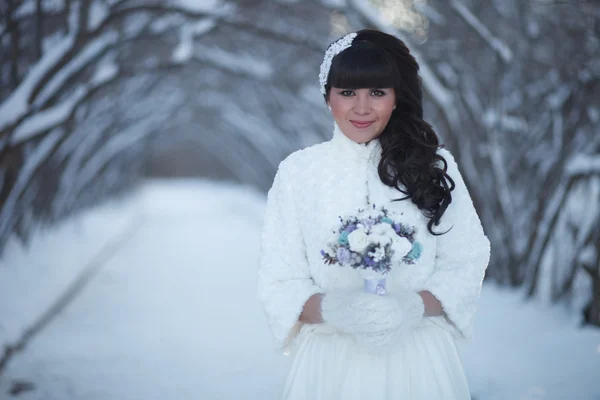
left=257, top=29, right=491, bottom=399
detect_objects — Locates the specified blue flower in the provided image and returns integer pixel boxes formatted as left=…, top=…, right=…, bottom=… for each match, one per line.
left=406, top=242, right=423, bottom=260
left=338, top=231, right=349, bottom=245
left=381, top=217, right=393, bottom=225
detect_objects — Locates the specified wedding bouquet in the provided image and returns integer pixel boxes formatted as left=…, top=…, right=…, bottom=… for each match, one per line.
left=320, top=204, right=422, bottom=296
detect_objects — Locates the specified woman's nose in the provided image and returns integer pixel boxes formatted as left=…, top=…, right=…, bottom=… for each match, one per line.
left=353, top=94, right=372, bottom=115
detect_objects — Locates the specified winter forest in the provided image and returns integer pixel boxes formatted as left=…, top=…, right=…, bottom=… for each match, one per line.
left=0, top=0, right=599, bottom=398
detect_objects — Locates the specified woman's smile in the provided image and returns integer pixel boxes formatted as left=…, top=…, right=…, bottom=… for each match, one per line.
left=350, top=120, right=375, bottom=129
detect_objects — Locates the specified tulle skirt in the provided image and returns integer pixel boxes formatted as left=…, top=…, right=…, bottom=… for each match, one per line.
left=281, top=316, right=471, bottom=400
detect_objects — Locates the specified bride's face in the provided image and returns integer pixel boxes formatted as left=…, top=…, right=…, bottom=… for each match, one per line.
left=328, top=87, right=396, bottom=144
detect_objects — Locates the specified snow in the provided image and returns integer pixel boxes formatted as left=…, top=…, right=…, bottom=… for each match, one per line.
left=0, top=35, right=75, bottom=132
left=0, top=179, right=599, bottom=399
left=174, top=0, right=224, bottom=13
left=2, top=29, right=119, bottom=145
left=566, top=153, right=600, bottom=176
left=150, top=14, right=186, bottom=35
left=34, top=32, right=118, bottom=107
left=10, top=34, right=122, bottom=145
left=15, top=1, right=36, bottom=18
left=319, top=0, right=347, bottom=8
left=10, top=87, right=85, bottom=145
left=88, top=1, right=110, bottom=32
left=461, top=283, right=600, bottom=400
left=173, top=20, right=217, bottom=64
left=91, top=58, right=118, bottom=85
left=191, top=44, right=273, bottom=80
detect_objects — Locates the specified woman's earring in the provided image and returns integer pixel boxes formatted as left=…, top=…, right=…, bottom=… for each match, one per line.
left=328, top=105, right=332, bottom=111
left=393, top=105, right=397, bottom=110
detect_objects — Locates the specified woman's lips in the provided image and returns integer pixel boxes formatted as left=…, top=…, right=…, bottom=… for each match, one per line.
left=351, top=120, right=375, bottom=129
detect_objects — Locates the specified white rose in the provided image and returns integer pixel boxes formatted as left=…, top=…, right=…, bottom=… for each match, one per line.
left=391, top=237, right=413, bottom=258
left=326, top=233, right=338, bottom=247
left=370, top=222, right=394, bottom=235
left=368, top=246, right=386, bottom=262
left=371, top=234, right=392, bottom=247
left=324, top=233, right=339, bottom=257
left=347, top=228, right=370, bottom=253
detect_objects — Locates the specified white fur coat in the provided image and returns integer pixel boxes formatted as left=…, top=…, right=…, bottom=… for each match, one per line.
left=257, top=122, right=491, bottom=353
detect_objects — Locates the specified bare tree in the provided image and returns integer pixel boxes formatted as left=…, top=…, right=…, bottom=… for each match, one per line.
left=0, top=0, right=330, bottom=250
left=0, top=0, right=598, bottom=324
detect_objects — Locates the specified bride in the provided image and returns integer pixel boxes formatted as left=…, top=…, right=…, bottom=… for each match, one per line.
left=257, top=29, right=491, bottom=399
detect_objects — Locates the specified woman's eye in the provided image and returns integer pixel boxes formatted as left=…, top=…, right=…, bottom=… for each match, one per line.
left=371, top=89, right=386, bottom=97
left=340, top=90, right=355, bottom=97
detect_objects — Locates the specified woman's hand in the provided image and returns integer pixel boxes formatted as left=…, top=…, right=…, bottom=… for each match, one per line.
left=299, top=293, right=325, bottom=324
left=419, top=290, right=444, bottom=317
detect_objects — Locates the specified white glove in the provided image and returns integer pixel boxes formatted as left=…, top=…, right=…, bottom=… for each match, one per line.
left=320, top=289, right=424, bottom=351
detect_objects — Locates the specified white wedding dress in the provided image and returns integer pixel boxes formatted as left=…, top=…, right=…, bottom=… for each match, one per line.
left=257, top=122, right=491, bottom=399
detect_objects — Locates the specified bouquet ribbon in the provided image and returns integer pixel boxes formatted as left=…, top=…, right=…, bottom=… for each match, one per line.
left=364, top=278, right=386, bottom=295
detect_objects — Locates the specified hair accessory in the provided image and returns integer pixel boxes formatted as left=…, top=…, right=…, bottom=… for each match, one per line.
left=319, top=32, right=357, bottom=95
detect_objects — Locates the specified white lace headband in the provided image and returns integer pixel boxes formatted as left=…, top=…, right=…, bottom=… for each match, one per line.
left=318, top=32, right=357, bottom=95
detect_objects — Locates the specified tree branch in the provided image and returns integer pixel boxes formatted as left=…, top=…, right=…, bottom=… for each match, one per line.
left=450, top=0, right=513, bottom=63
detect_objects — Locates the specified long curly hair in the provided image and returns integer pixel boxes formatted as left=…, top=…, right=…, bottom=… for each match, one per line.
left=324, top=29, right=454, bottom=235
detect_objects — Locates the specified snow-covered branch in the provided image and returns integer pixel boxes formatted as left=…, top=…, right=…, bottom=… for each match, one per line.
left=11, top=61, right=119, bottom=145
left=525, top=155, right=600, bottom=290
left=0, top=128, right=64, bottom=240
left=0, top=35, right=76, bottom=133
left=189, top=45, right=273, bottom=80
left=34, top=32, right=119, bottom=107
left=566, top=153, right=600, bottom=177
left=450, top=0, right=513, bottom=63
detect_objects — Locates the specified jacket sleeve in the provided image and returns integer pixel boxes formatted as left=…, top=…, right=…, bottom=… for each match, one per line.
left=420, top=148, right=491, bottom=340
left=256, top=159, right=322, bottom=351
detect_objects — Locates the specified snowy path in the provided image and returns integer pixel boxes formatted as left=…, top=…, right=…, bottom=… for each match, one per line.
left=0, top=180, right=599, bottom=399
left=0, top=181, right=288, bottom=399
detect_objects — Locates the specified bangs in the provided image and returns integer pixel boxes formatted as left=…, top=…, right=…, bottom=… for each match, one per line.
left=327, top=44, right=401, bottom=90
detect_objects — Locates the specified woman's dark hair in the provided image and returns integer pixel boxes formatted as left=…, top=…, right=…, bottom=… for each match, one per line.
left=324, top=29, right=455, bottom=236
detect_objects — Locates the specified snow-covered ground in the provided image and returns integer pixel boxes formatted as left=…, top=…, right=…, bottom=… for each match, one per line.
left=0, top=179, right=598, bottom=400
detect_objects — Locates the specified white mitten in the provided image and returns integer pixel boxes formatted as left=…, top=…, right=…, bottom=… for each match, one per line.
left=321, top=289, right=424, bottom=352
left=320, top=291, right=407, bottom=336
left=356, top=289, right=425, bottom=351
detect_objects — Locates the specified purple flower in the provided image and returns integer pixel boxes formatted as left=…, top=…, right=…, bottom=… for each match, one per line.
left=337, top=247, right=352, bottom=265
left=363, top=254, right=376, bottom=266
left=344, top=223, right=358, bottom=233
left=362, top=218, right=375, bottom=229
